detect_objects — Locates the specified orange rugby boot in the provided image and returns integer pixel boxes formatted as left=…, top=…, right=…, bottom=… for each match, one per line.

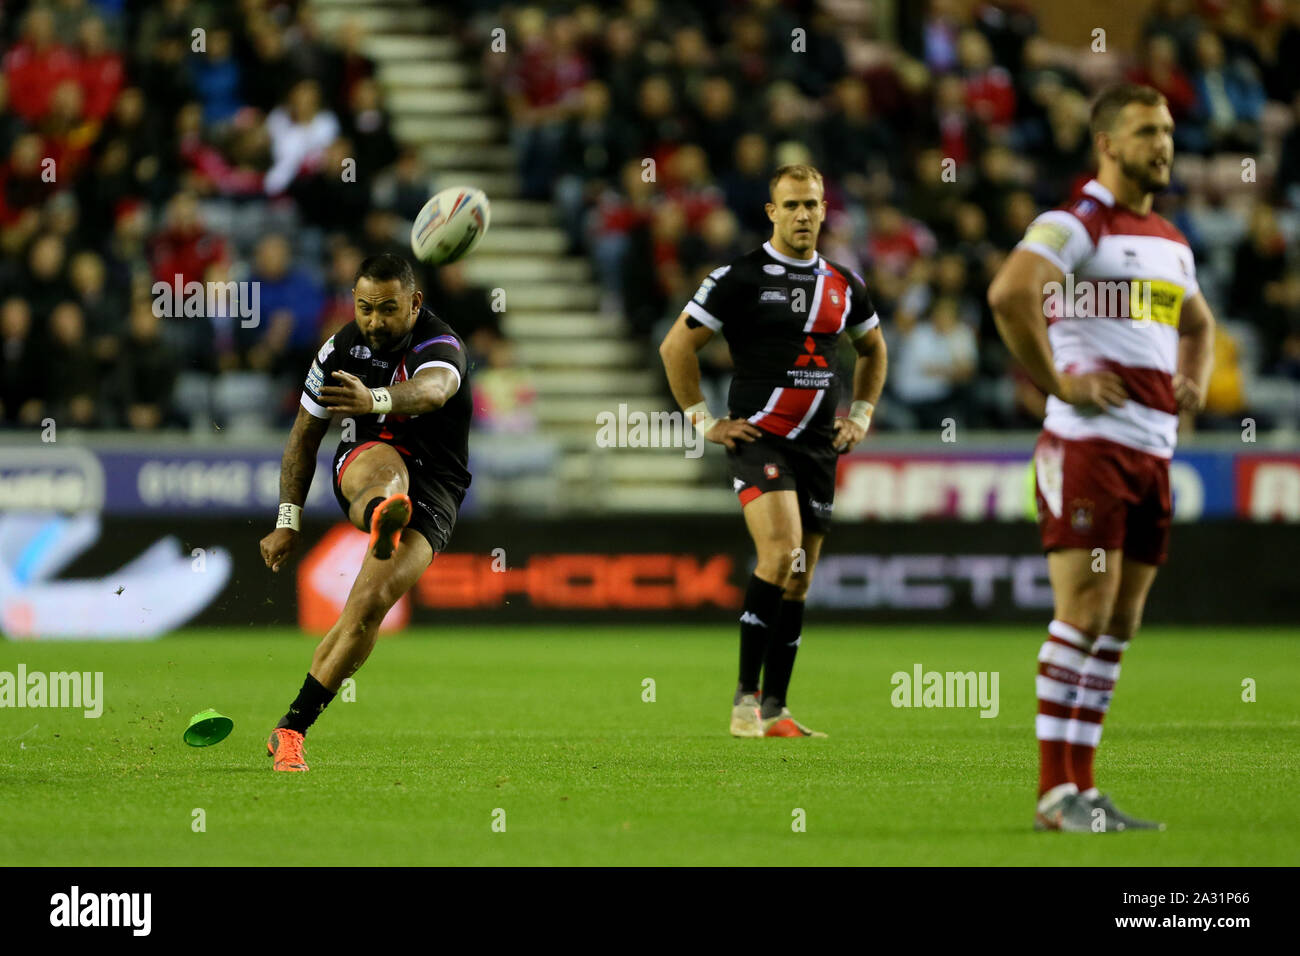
left=267, top=727, right=309, bottom=772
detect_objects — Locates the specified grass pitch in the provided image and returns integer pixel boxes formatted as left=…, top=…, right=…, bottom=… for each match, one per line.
left=1, top=625, right=1296, bottom=866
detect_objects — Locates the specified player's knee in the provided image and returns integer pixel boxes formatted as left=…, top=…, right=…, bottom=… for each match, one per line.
left=783, top=569, right=813, bottom=601
left=1104, top=611, right=1141, bottom=642
left=755, top=539, right=799, bottom=584
left=348, top=590, right=396, bottom=634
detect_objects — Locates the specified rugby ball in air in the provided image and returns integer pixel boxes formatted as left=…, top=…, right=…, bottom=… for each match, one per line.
left=410, top=186, right=491, bottom=265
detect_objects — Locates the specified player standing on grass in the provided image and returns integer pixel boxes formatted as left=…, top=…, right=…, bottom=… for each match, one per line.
left=659, top=164, right=887, bottom=738
left=988, top=84, right=1215, bottom=830
left=258, top=253, right=471, bottom=771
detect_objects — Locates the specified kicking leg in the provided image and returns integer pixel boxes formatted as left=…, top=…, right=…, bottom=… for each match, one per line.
left=729, top=490, right=801, bottom=737
left=341, top=443, right=413, bottom=559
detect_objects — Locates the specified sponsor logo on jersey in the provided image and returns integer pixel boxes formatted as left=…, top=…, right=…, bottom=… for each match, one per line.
left=317, top=335, right=335, bottom=363
left=1043, top=275, right=1184, bottom=326
left=760, top=287, right=789, bottom=303
left=788, top=271, right=815, bottom=281
left=693, top=277, right=716, bottom=304
left=372, top=359, right=389, bottom=368
left=1130, top=279, right=1184, bottom=328
left=807, top=498, right=833, bottom=513
left=350, top=344, right=372, bottom=359
left=794, top=336, right=828, bottom=368
left=763, top=263, right=786, bottom=275
left=306, top=362, right=324, bottom=394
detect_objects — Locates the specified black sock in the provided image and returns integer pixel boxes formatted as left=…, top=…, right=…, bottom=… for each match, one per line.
left=735, top=574, right=784, bottom=703
left=761, top=599, right=805, bottom=718
left=277, top=674, right=336, bottom=735
left=362, top=496, right=385, bottom=528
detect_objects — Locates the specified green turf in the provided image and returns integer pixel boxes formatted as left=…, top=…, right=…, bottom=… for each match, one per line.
left=1, top=626, right=1297, bottom=866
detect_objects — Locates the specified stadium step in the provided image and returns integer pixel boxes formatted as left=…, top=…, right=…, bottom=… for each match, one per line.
left=463, top=256, right=589, bottom=285
left=496, top=282, right=598, bottom=312
left=430, top=169, right=520, bottom=196
left=534, top=397, right=668, bottom=425
left=386, top=88, right=491, bottom=115
left=527, top=368, right=658, bottom=397
left=419, top=143, right=516, bottom=171
left=331, top=14, right=451, bottom=46
left=474, top=228, right=568, bottom=255
left=514, top=340, right=642, bottom=368
left=394, top=116, right=503, bottom=146
left=502, top=312, right=617, bottom=338
left=379, top=61, right=475, bottom=90
left=478, top=198, right=555, bottom=225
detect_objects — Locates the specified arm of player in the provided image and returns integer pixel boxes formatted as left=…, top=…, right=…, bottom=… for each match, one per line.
left=260, top=405, right=331, bottom=572
left=987, top=249, right=1128, bottom=409
left=833, top=325, right=887, bottom=453
left=319, top=366, right=459, bottom=416
left=1173, top=292, right=1215, bottom=415
left=658, top=311, right=760, bottom=450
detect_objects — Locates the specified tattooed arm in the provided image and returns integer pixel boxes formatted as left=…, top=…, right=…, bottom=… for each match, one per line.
left=278, top=405, right=332, bottom=506
left=260, top=406, right=332, bottom=572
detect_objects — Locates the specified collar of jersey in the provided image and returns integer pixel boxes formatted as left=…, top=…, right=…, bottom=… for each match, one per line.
left=1081, top=179, right=1115, bottom=207
left=762, top=240, right=820, bottom=269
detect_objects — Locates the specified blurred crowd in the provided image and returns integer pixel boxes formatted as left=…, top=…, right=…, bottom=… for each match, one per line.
left=0, top=0, right=516, bottom=433
left=476, top=0, right=1300, bottom=432
left=5, top=0, right=1300, bottom=438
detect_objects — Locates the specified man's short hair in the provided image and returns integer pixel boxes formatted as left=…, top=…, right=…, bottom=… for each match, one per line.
left=354, top=253, right=415, bottom=292
left=769, top=163, right=825, bottom=200
left=1090, top=83, right=1167, bottom=137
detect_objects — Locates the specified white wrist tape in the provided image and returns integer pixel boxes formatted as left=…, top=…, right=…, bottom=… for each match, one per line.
left=276, top=503, right=301, bottom=531
left=848, top=400, right=874, bottom=430
left=370, top=387, right=393, bottom=414
left=684, top=400, right=717, bottom=437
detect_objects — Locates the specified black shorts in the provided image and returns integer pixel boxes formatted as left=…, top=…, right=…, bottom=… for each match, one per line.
left=726, top=432, right=838, bottom=533
left=330, top=440, right=462, bottom=553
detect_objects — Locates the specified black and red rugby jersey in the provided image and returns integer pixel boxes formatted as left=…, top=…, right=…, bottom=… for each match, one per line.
left=683, top=240, right=880, bottom=445
left=300, top=306, right=472, bottom=495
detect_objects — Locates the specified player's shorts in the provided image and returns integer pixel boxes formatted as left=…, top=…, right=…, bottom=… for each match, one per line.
left=1033, top=430, right=1171, bottom=566
left=330, top=440, right=462, bottom=553
left=726, top=431, right=838, bottom=534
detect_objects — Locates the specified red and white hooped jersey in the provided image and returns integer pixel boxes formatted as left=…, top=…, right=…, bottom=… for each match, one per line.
left=1016, top=179, right=1199, bottom=459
